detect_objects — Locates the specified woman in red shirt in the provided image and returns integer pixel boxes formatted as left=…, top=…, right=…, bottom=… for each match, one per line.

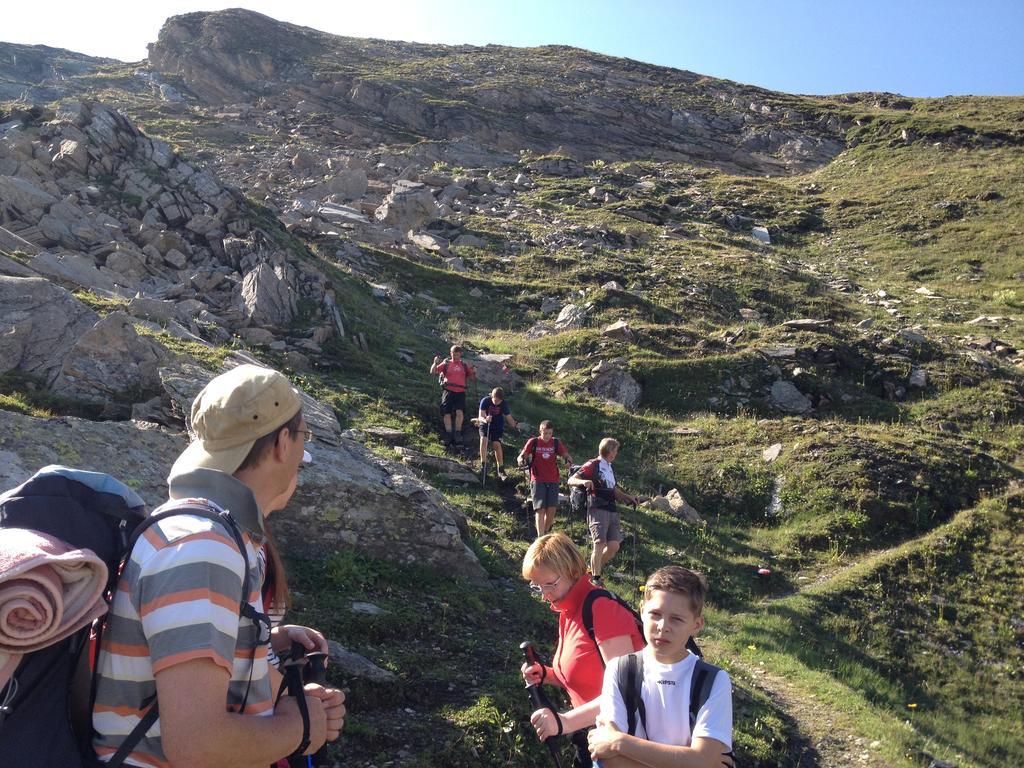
left=521, top=532, right=645, bottom=767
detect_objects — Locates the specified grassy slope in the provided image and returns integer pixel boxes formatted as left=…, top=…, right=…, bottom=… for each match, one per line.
left=3, top=83, right=1022, bottom=766
left=277, top=95, right=1022, bottom=767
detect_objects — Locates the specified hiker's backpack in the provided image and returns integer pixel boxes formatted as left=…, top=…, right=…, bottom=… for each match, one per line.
left=567, top=459, right=598, bottom=516
left=615, top=650, right=735, bottom=763
left=569, top=458, right=619, bottom=515
left=581, top=588, right=702, bottom=666
left=0, top=466, right=147, bottom=768
left=0, top=465, right=263, bottom=768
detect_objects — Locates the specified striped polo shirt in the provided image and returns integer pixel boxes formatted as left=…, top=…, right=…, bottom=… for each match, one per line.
left=92, top=469, right=273, bottom=767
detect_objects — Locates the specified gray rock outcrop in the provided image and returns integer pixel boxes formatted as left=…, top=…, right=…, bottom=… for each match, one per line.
left=0, top=407, right=486, bottom=581
left=241, top=262, right=298, bottom=327
left=644, top=489, right=703, bottom=525
left=589, top=365, right=642, bottom=410
left=374, top=180, right=438, bottom=233
left=471, top=354, right=523, bottom=393
left=0, top=276, right=98, bottom=383
left=50, top=311, right=178, bottom=404
left=770, top=380, right=812, bottom=414
left=156, top=353, right=343, bottom=445
left=555, top=303, right=592, bottom=329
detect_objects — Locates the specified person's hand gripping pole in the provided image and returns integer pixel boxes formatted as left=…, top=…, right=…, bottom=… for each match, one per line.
left=520, top=641, right=563, bottom=768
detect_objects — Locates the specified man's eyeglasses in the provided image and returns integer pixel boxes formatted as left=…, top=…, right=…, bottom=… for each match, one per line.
left=297, top=429, right=315, bottom=443
left=529, top=575, right=562, bottom=594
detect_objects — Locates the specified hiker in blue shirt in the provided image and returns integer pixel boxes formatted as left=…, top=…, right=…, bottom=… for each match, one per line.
left=478, top=387, right=519, bottom=481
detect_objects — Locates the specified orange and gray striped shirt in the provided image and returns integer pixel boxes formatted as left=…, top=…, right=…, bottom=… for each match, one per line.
left=92, top=469, right=273, bottom=767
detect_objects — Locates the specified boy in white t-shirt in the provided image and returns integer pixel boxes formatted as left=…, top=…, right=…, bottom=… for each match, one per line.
left=589, top=566, right=734, bottom=768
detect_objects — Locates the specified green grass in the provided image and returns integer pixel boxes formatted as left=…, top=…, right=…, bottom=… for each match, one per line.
left=0, top=372, right=105, bottom=419
left=8, top=74, right=1023, bottom=766
left=720, top=489, right=1024, bottom=767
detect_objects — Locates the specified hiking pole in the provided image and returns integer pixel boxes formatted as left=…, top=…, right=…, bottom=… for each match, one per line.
left=520, top=642, right=564, bottom=768
left=463, top=367, right=479, bottom=459
left=481, top=415, right=492, bottom=486
left=283, top=642, right=313, bottom=768
left=631, top=500, right=639, bottom=582
left=304, top=650, right=329, bottom=768
left=282, top=642, right=332, bottom=768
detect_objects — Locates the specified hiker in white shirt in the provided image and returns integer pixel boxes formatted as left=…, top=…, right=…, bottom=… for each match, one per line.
left=589, top=566, right=733, bottom=768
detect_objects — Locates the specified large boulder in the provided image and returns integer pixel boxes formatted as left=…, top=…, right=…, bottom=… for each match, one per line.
left=27, top=250, right=137, bottom=297
left=0, top=412, right=186, bottom=501
left=51, top=139, right=90, bottom=175
left=156, top=352, right=344, bottom=446
left=241, top=262, right=298, bottom=327
left=555, top=303, right=592, bottom=329
left=770, top=380, right=812, bottom=414
left=471, top=353, right=523, bottom=393
left=0, top=176, right=57, bottom=222
left=325, top=169, right=368, bottom=201
left=50, top=311, right=177, bottom=405
left=644, top=489, right=703, bottom=525
left=374, top=180, right=438, bottom=233
left=589, top=367, right=642, bottom=410
left=602, top=319, right=633, bottom=341
left=280, top=438, right=485, bottom=580
left=526, top=157, right=588, bottom=178
left=0, top=276, right=99, bottom=384
left=0, top=409, right=485, bottom=581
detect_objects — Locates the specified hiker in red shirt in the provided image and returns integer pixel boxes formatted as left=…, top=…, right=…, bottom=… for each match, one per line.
left=430, top=344, right=476, bottom=447
left=517, top=420, right=573, bottom=537
left=520, top=533, right=644, bottom=768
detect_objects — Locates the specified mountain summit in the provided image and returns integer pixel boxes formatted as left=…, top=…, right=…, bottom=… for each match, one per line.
left=146, top=8, right=846, bottom=174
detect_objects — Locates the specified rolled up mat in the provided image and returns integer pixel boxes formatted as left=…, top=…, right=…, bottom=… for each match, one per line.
left=0, top=528, right=108, bottom=688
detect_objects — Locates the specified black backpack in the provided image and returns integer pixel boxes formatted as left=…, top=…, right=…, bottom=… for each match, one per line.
left=568, top=458, right=599, bottom=516
left=615, top=651, right=733, bottom=756
left=0, top=466, right=260, bottom=768
left=581, top=588, right=701, bottom=666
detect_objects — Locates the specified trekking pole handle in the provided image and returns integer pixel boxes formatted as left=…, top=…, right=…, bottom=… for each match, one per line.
left=520, top=642, right=549, bottom=707
left=520, top=642, right=564, bottom=768
left=305, top=652, right=328, bottom=685
left=520, top=641, right=541, bottom=668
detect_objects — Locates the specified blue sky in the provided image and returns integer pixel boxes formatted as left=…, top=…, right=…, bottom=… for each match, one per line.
left=4, top=0, right=1022, bottom=97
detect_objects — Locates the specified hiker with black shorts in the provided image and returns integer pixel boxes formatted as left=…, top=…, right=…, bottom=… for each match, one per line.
left=91, top=365, right=345, bottom=767
left=520, top=533, right=644, bottom=768
left=568, top=438, right=639, bottom=582
left=431, top=344, right=477, bottom=447
left=518, top=420, right=573, bottom=537
left=478, top=387, right=519, bottom=480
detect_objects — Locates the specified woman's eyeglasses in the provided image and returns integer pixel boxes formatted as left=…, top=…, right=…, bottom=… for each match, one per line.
left=529, top=575, right=562, bottom=594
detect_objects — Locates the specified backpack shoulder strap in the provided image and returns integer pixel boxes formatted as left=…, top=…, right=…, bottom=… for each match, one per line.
left=615, top=651, right=647, bottom=737
left=582, top=588, right=640, bottom=666
left=688, top=658, right=721, bottom=731
left=580, top=588, right=609, bottom=663
left=125, top=502, right=267, bottom=632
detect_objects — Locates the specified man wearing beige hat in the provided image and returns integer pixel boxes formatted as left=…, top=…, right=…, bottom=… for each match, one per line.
left=91, top=364, right=345, bottom=767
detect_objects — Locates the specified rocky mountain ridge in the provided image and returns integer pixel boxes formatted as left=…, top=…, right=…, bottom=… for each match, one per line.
left=1, top=10, right=1022, bottom=767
